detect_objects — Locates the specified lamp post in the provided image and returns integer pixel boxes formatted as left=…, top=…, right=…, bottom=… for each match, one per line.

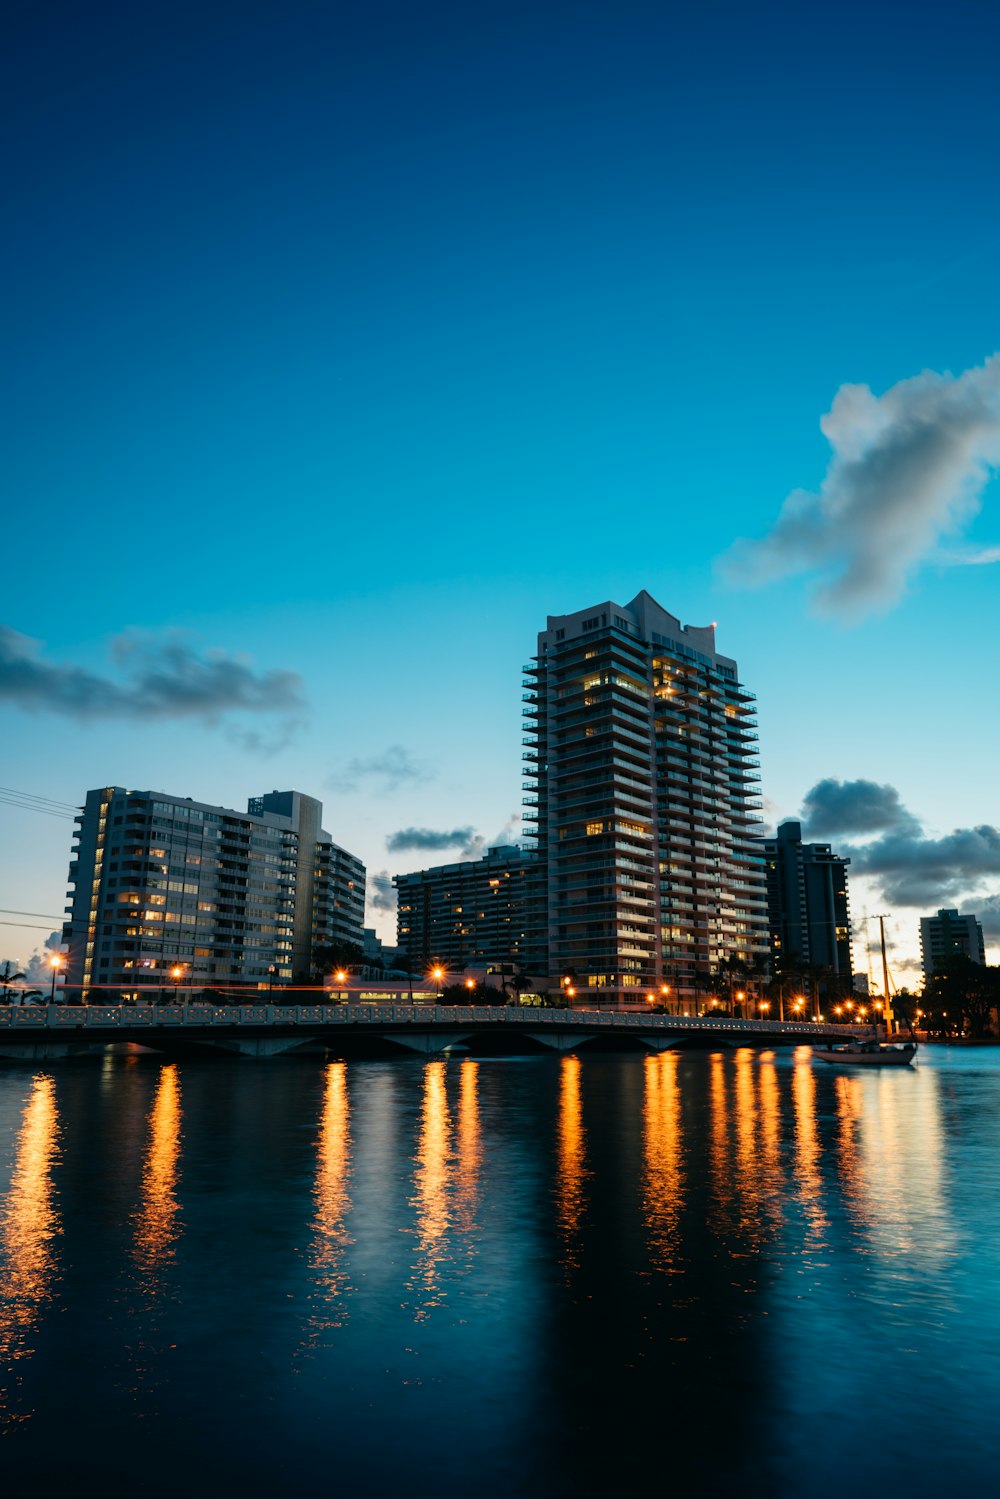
left=171, top=963, right=185, bottom=1008
left=267, top=964, right=276, bottom=998
left=49, top=953, right=63, bottom=1003
left=432, top=965, right=444, bottom=1001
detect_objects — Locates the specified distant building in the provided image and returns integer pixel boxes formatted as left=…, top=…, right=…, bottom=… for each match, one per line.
left=63, top=786, right=364, bottom=996
left=394, top=845, right=540, bottom=975
left=919, top=908, right=986, bottom=979
left=764, top=820, right=853, bottom=979
left=523, top=591, right=768, bottom=1005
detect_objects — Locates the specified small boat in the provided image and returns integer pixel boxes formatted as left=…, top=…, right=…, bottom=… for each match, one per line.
left=813, top=913, right=916, bottom=1066
left=812, top=1037, right=917, bottom=1067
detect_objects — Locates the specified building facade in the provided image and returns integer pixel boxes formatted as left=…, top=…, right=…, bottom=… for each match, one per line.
left=394, top=845, right=540, bottom=975
left=919, top=908, right=986, bottom=979
left=763, top=820, right=853, bottom=980
left=523, top=591, right=769, bottom=1005
left=63, top=786, right=365, bottom=996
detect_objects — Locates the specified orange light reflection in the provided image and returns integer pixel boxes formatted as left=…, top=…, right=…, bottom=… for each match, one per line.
left=555, top=1055, right=588, bottom=1276
left=0, top=1075, right=62, bottom=1425
left=642, top=1052, right=683, bottom=1274
left=407, top=1061, right=452, bottom=1320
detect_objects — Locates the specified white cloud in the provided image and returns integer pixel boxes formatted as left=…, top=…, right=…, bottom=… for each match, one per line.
left=718, top=353, right=1000, bottom=618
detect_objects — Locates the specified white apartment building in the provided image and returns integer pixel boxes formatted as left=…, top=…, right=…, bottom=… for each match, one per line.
left=523, top=591, right=769, bottom=1006
left=62, top=786, right=365, bottom=997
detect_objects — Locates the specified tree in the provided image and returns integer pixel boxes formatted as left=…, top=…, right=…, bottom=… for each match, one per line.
left=441, top=981, right=495, bottom=1006
left=312, top=940, right=365, bottom=980
left=1, top=961, right=25, bottom=1004
left=924, top=955, right=1000, bottom=1039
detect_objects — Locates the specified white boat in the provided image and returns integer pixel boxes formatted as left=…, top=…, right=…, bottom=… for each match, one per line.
left=812, top=1037, right=917, bottom=1067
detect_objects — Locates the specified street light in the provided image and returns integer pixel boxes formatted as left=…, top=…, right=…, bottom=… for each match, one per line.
left=267, top=964, right=277, bottom=997
left=49, top=953, right=63, bottom=1003
left=431, top=965, right=444, bottom=999
left=170, top=963, right=185, bottom=1007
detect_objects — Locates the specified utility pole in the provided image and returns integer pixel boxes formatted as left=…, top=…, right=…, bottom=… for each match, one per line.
left=874, top=914, right=895, bottom=1035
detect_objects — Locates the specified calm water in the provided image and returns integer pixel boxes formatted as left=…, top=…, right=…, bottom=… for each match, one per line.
left=1, top=1045, right=999, bottom=1496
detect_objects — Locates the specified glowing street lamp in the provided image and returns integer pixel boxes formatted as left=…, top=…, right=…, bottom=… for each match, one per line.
left=170, top=963, right=186, bottom=1007
left=431, top=965, right=444, bottom=999
left=49, top=953, right=63, bottom=1003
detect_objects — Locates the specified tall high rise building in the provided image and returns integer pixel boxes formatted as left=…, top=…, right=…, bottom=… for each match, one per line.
left=523, top=591, right=769, bottom=1006
left=763, top=820, right=853, bottom=979
left=63, top=786, right=365, bottom=997
left=919, top=908, right=986, bottom=979
left=394, top=845, right=540, bottom=974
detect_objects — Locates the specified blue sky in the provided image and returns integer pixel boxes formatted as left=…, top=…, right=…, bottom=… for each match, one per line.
left=3, top=0, right=1000, bottom=980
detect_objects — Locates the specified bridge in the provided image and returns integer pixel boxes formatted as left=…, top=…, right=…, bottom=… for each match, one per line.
left=0, top=1003, right=866, bottom=1061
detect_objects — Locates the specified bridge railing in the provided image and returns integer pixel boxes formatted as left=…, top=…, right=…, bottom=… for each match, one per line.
left=0, top=1002, right=862, bottom=1037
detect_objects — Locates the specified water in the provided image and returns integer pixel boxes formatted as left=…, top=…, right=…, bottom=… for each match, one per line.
left=2, top=1045, right=999, bottom=1496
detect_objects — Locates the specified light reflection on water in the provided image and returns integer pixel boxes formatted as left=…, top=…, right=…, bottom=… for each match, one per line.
left=0, top=1048, right=998, bottom=1497
left=132, top=1063, right=183, bottom=1291
left=0, top=1076, right=61, bottom=1425
left=406, top=1059, right=452, bottom=1320
left=641, top=1051, right=682, bottom=1275
left=303, top=1061, right=353, bottom=1342
left=555, top=1054, right=587, bottom=1276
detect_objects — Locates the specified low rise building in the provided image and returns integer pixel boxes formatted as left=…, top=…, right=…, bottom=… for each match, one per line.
left=394, top=845, right=541, bottom=977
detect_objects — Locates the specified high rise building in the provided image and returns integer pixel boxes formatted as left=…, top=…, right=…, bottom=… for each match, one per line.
left=763, top=820, right=852, bottom=979
left=63, top=786, right=364, bottom=997
left=523, top=591, right=769, bottom=1006
left=919, top=908, right=986, bottom=979
left=394, top=845, right=541, bottom=975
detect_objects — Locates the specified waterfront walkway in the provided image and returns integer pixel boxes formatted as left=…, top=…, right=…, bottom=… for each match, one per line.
left=0, top=1003, right=864, bottom=1059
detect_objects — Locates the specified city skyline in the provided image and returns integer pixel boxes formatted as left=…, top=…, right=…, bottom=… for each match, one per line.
left=4, top=1, right=1000, bottom=985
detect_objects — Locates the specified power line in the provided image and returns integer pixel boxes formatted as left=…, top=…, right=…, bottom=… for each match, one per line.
left=0, top=793, right=76, bottom=821
left=0, top=908, right=65, bottom=920
left=0, top=920, right=60, bottom=931
left=0, top=786, right=79, bottom=810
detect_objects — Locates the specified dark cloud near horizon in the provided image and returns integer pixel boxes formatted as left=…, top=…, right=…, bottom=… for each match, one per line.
left=386, top=826, right=476, bottom=853
left=801, top=777, right=922, bottom=838
left=0, top=626, right=304, bottom=728
left=718, top=353, right=1000, bottom=618
left=797, top=776, right=1000, bottom=918
left=976, top=895, right=1000, bottom=941
left=327, top=744, right=431, bottom=793
left=847, top=824, right=1000, bottom=907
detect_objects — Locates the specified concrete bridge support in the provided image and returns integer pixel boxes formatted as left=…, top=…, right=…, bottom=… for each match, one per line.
left=0, top=1041, right=76, bottom=1061
left=385, top=1030, right=473, bottom=1055
left=194, top=1035, right=310, bottom=1059
left=524, top=1031, right=595, bottom=1053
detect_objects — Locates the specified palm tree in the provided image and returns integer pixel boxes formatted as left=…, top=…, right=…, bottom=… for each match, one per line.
left=1, top=961, right=25, bottom=1004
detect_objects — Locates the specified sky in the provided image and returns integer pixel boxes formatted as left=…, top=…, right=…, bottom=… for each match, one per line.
left=3, top=0, right=1000, bottom=985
